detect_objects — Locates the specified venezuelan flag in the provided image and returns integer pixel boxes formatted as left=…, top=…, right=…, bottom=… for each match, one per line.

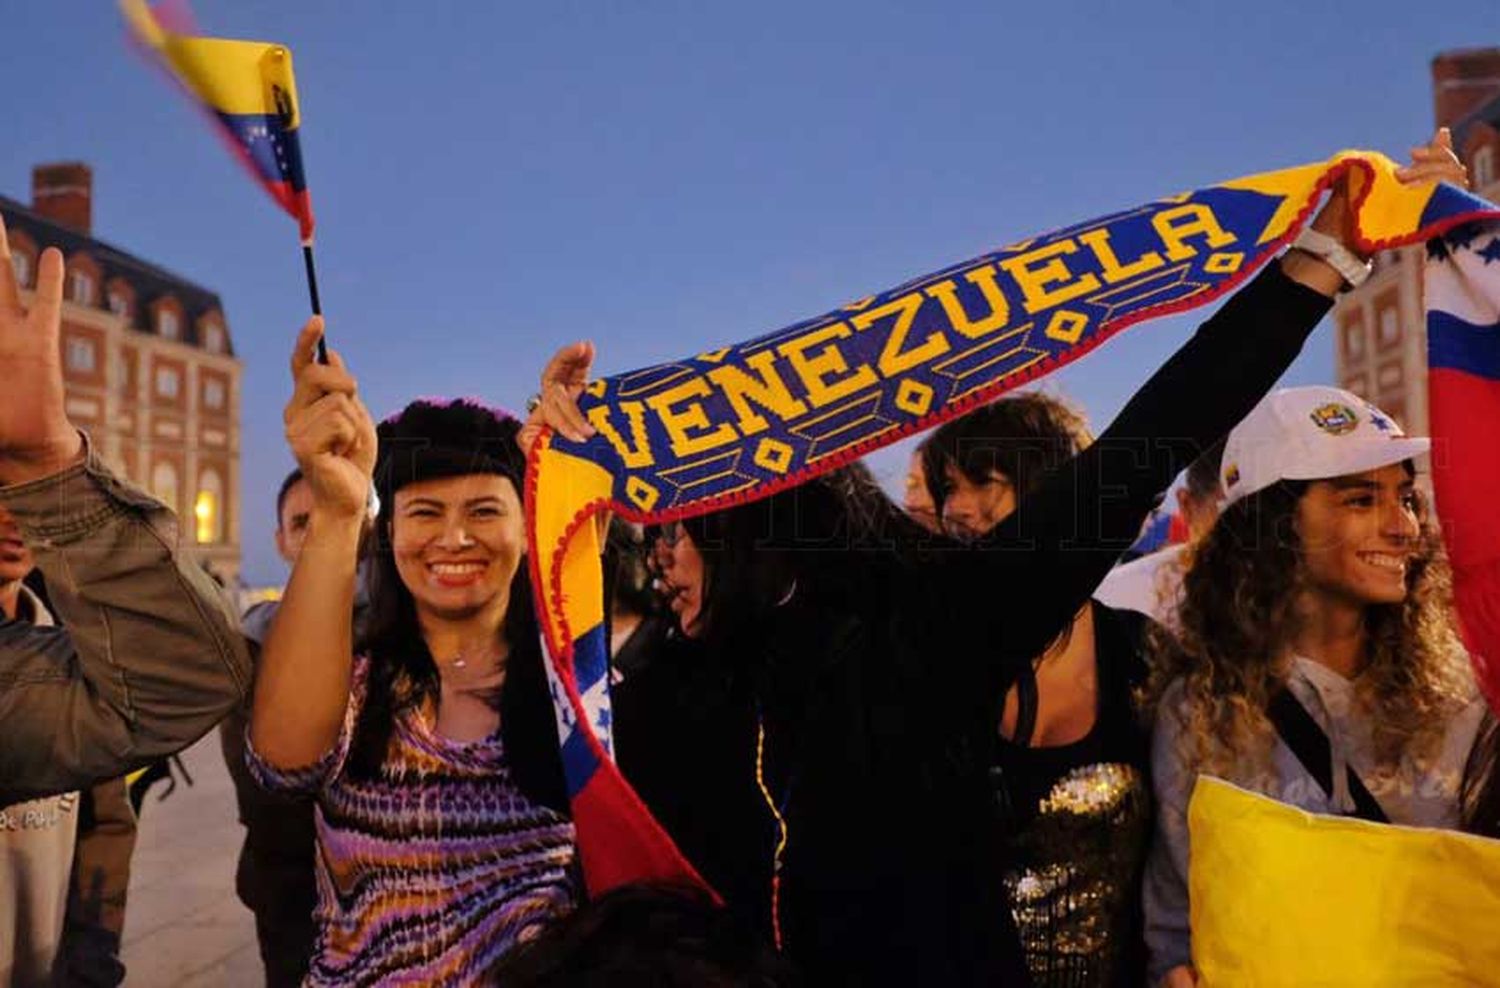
left=1426, top=220, right=1500, bottom=712
left=528, top=151, right=1498, bottom=898
left=121, top=0, right=315, bottom=242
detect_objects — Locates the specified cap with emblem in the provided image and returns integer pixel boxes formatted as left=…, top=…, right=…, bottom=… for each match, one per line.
left=1220, top=386, right=1430, bottom=506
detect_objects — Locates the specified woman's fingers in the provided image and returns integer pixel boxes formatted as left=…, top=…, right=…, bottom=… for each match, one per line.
left=289, top=317, right=325, bottom=380
left=0, top=216, right=21, bottom=317
left=539, top=340, right=596, bottom=391
left=1397, top=127, right=1468, bottom=188
left=286, top=393, right=364, bottom=459
left=542, top=380, right=595, bottom=443
left=285, top=357, right=360, bottom=425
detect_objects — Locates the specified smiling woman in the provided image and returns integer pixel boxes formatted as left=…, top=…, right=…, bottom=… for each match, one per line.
left=247, top=322, right=577, bottom=987
left=1142, top=386, right=1488, bottom=985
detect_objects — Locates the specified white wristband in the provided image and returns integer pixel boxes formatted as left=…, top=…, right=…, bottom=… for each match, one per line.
left=1290, top=227, right=1373, bottom=289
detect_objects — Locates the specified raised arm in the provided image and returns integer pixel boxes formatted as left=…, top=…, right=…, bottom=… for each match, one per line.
left=0, top=217, right=251, bottom=796
left=248, top=320, right=376, bottom=770
left=940, top=132, right=1468, bottom=673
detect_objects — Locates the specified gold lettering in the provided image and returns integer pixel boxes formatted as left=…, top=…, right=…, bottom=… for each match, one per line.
left=645, top=377, right=739, bottom=457
left=924, top=265, right=1013, bottom=339
left=776, top=323, right=879, bottom=408
left=705, top=352, right=809, bottom=437
left=586, top=401, right=656, bottom=469
left=999, top=240, right=1102, bottom=314
left=1077, top=228, right=1165, bottom=284
left=1152, top=204, right=1237, bottom=262
left=849, top=291, right=951, bottom=377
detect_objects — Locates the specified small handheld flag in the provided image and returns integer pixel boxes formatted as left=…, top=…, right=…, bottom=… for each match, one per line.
left=121, top=0, right=327, bottom=361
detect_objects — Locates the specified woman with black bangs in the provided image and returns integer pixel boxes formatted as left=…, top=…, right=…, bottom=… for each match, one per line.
left=528, top=138, right=1465, bottom=986
left=247, top=323, right=577, bottom=986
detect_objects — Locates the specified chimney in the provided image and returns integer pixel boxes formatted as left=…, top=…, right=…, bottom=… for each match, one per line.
left=1432, top=48, right=1500, bottom=130
left=31, top=162, right=93, bottom=235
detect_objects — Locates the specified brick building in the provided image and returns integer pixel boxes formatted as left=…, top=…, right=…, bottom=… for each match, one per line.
left=1333, top=48, right=1500, bottom=434
left=2, top=163, right=242, bottom=584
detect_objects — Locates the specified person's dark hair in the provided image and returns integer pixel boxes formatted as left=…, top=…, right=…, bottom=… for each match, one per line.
left=275, top=467, right=305, bottom=529
left=346, top=399, right=565, bottom=809
left=919, top=391, right=1092, bottom=514
left=1462, top=713, right=1500, bottom=839
left=678, top=462, right=900, bottom=651
left=491, top=882, right=799, bottom=986
left=1147, top=466, right=1471, bottom=781
left=606, top=519, right=658, bottom=619
left=1182, top=437, right=1226, bottom=505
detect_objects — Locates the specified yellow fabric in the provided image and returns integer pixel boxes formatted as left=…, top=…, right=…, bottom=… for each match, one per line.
left=121, top=0, right=302, bottom=122
left=1188, top=776, right=1500, bottom=986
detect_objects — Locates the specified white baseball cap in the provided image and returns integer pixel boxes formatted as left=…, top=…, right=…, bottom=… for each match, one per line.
left=1220, top=386, right=1429, bottom=505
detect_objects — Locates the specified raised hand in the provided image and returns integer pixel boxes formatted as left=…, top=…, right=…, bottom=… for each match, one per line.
left=283, top=317, right=376, bottom=520
left=0, top=215, right=83, bottom=485
left=519, top=340, right=598, bottom=451
left=1395, top=127, right=1469, bottom=188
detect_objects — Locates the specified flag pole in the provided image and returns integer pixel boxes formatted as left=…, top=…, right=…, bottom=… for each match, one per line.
left=302, top=239, right=329, bottom=364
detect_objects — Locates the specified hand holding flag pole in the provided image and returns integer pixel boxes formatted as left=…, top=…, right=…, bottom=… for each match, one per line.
left=121, top=0, right=328, bottom=362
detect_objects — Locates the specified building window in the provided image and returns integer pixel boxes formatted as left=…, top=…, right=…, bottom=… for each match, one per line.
left=10, top=251, right=31, bottom=289
left=151, top=461, right=179, bottom=514
left=66, top=338, right=96, bottom=373
left=108, top=289, right=130, bottom=317
left=1377, top=360, right=1404, bottom=392
left=1475, top=146, right=1495, bottom=189
left=1341, top=318, right=1365, bottom=362
left=158, top=309, right=180, bottom=340
left=201, top=322, right=226, bottom=354
left=1376, top=306, right=1401, bottom=350
left=155, top=365, right=180, bottom=399
left=203, top=378, right=226, bottom=411
left=195, top=470, right=223, bottom=544
left=1343, top=373, right=1369, bottom=399
left=67, top=270, right=95, bottom=306
left=115, top=351, right=133, bottom=396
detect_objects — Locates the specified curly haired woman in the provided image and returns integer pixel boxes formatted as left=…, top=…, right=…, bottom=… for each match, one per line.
left=1143, top=386, right=1488, bottom=987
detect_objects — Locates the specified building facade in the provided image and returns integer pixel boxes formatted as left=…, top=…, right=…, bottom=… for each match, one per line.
left=2, top=163, right=242, bottom=584
left=1333, top=49, right=1500, bottom=436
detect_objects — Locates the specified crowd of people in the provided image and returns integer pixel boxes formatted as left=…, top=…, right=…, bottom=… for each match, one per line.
left=0, top=130, right=1493, bottom=987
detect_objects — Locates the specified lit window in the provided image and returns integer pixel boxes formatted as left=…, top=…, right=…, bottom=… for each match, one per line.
left=155, top=366, right=180, bottom=398
left=195, top=470, right=223, bottom=544
left=66, top=338, right=96, bottom=373
left=1475, top=146, right=1495, bottom=189
left=203, top=378, right=225, bottom=410
left=158, top=309, right=180, bottom=340
left=67, top=270, right=94, bottom=305
left=10, top=252, right=31, bottom=288
left=151, top=461, right=179, bottom=513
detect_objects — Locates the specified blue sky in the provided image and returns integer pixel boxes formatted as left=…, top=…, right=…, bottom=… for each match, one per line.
left=2, top=1, right=1490, bottom=584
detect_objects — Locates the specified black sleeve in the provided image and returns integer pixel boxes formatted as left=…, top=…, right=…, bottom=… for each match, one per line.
left=929, top=261, right=1332, bottom=680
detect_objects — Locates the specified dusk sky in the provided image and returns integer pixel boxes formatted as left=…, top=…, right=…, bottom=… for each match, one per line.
left=2, top=1, right=1491, bottom=584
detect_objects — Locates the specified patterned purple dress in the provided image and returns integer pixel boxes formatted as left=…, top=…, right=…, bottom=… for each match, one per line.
left=247, top=659, right=578, bottom=986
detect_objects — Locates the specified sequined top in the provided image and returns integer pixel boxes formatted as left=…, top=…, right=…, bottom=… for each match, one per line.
left=247, top=658, right=579, bottom=987
left=994, top=603, right=1153, bottom=988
